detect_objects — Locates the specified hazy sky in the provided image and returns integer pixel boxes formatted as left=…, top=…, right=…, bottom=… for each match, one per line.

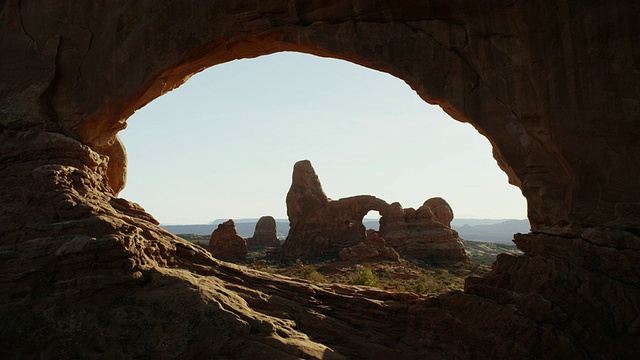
left=119, top=52, right=527, bottom=224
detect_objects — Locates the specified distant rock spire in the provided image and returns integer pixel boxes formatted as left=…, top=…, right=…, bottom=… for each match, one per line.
left=247, top=216, right=280, bottom=248
left=209, top=219, right=247, bottom=261
left=285, top=160, right=330, bottom=222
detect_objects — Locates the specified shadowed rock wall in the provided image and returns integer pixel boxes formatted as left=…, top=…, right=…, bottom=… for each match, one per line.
left=1, top=1, right=639, bottom=358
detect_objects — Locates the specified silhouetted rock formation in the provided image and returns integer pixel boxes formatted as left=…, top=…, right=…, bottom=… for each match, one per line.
left=282, top=160, right=468, bottom=262
left=1, top=1, right=639, bottom=359
left=209, top=220, right=247, bottom=261
left=282, top=160, right=387, bottom=258
left=247, top=216, right=280, bottom=248
left=281, top=161, right=380, bottom=257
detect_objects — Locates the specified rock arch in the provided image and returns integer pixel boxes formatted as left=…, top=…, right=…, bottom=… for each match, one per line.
left=1, top=1, right=639, bottom=359
left=283, top=158, right=393, bottom=258
left=6, top=1, right=639, bottom=233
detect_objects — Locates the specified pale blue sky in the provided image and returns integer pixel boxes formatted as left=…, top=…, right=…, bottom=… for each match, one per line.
left=119, top=52, right=527, bottom=224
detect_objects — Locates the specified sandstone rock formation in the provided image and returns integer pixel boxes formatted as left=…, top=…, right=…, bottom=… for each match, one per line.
left=209, top=220, right=247, bottom=261
left=282, top=160, right=390, bottom=258
left=247, top=216, right=281, bottom=248
left=380, top=201, right=468, bottom=261
left=338, top=232, right=400, bottom=262
left=99, top=135, right=127, bottom=196
left=1, top=1, right=639, bottom=359
left=423, top=197, right=454, bottom=227
left=282, top=160, right=467, bottom=262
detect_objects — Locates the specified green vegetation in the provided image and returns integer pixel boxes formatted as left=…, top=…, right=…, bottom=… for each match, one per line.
left=179, top=235, right=519, bottom=296
left=247, top=247, right=273, bottom=262
left=412, top=275, right=441, bottom=294
left=348, top=267, right=378, bottom=287
left=299, top=265, right=326, bottom=283
left=243, top=256, right=490, bottom=296
left=461, top=239, right=522, bottom=266
left=177, top=233, right=209, bottom=244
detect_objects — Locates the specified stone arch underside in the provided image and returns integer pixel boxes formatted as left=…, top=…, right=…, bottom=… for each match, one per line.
left=1, top=1, right=639, bottom=359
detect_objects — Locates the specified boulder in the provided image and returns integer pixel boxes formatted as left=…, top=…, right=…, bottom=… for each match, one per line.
left=209, top=220, right=247, bottom=261
left=247, top=216, right=280, bottom=248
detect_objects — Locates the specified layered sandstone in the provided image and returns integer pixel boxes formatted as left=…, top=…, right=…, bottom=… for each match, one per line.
left=338, top=232, right=400, bottom=262
left=209, top=220, right=247, bottom=261
left=1, top=1, right=639, bottom=359
left=380, top=200, right=468, bottom=261
left=406, top=232, right=640, bottom=358
left=247, top=216, right=281, bottom=248
left=282, top=160, right=390, bottom=258
left=423, top=197, right=454, bottom=227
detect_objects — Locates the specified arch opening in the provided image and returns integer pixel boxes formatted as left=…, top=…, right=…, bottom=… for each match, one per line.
left=36, top=1, right=620, bottom=234
left=364, top=210, right=381, bottom=232
left=118, top=52, right=527, bottom=240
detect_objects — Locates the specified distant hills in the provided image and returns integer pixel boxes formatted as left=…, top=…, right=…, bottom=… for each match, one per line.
left=453, top=219, right=530, bottom=243
left=162, top=219, right=289, bottom=239
left=161, top=218, right=530, bottom=244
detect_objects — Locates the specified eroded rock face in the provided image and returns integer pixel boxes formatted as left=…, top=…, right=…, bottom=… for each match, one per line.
left=406, top=232, right=640, bottom=358
left=423, top=197, right=454, bottom=227
left=282, top=160, right=391, bottom=258
left=339, top=232, right=400, bottom=262
left=209, top=220, right=247, bottom=261
left=380, top=200, right=468, bottom=262
left=247, top=216, right=280, bottom=248
left=99, top=135, right=127, bottom=196
left=1, top=1, right=639, bottom=359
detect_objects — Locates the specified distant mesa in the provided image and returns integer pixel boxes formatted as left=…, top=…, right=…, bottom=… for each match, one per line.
left=247, top=216, right=281, bottom=248
left=209, top=219, right=248, bottom=261
left=281, top=160, right=469, bottom=262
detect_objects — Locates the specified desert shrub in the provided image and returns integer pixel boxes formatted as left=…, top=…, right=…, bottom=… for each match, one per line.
left=414, top=275, right=441, bottom=294
left=390, top=280, right=408, bottom=292
left=294, top=258, right=304, bottom=268
left=300, top=266, right=326, bottom=283
left=246, top=248, right=269, bottom=262
left=433, top=270, right=455, bottom=286
left=348, top=267, right=378, bottom=287
left=251, top=259, right=268, bottom=271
